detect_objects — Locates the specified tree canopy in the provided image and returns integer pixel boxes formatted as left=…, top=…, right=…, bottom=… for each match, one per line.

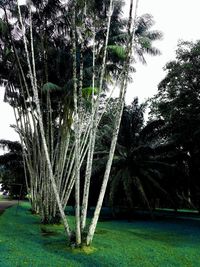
left=150, top=40, right=200, bottom=211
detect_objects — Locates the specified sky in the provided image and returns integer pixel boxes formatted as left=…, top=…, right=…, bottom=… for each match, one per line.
left=125, top=0, right=200, bottom=104
left=1, top=0, right=200, bottom=142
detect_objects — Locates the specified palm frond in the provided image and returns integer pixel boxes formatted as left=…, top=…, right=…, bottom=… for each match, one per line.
left=107, top=45, right=126, bottom=61
left=145, top=30, right=163, bottom=41
left=132, top=176, right=151, bottom=209
left=82, top=87, right=98, bottom=99
left=109, top=169, right=123, bottom=206
left=42, top=82, right=62, bottom=93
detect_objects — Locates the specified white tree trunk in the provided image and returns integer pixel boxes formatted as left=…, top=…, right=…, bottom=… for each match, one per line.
left=80, top=0, right=113, bottom=232
left=17, top=0, right=71, bottom=238
left=72, top=1, right=81, bottom=246
left=86, top=80, right=127, bottom=245
left=86, top=0, right=139, bottom=245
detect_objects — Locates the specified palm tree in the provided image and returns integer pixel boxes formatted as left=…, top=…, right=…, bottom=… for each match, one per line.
left=93, top=99, right=185, bottom=215
left=134, top=13, right=163, bottom=64
left=0, top=0, right=163, bottom=246
left=1, top=0, right=133, bottom=245
left=106, top=12, right=163, bottom=80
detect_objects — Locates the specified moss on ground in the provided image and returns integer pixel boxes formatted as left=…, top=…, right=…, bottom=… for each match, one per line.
left=0, top=202, right=200, bottom=267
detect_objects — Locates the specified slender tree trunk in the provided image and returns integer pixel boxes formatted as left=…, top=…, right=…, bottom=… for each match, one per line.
left=80, top=0, right=113, bottom=233
left=86, top=80, right=127, bottom=245
left=17, top=1, right=71, bottom=239
left=86, top=0, right=139, bottom=245
left=72, top=1, right=81, bottom=246
left=81, top=28, right=96, bottom=231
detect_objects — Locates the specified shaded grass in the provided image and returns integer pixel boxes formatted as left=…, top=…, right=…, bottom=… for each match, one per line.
left=0, top=202, right=200, bottom=266
left=0, top=195, right=4, bottom=200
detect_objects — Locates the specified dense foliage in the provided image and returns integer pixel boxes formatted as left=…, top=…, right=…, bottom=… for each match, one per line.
left=150, top=40, right=200, bottom=211
left=0, top=140, right=27, bottom=198
left=89, top=40, right=200, bottom=214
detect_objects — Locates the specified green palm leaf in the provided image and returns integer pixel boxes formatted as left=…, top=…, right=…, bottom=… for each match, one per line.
left=42, top=82, right=62, bottom=93
left=82, top=87, right=99, bottom=98
left=107, top=45, right=126, bottom=60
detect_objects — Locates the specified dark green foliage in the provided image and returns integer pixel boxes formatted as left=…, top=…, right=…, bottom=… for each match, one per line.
left=150, top=40, right=200, bottom=211
left=109, top=99, right=180, bottom=212
left=92, top=98, right=183, bottom=214
left=0, top=140, right=27, bottom=198
left=42, top=82, right=62, bottom=93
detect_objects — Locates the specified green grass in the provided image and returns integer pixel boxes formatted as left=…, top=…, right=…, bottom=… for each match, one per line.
left=0, top=203, right=200, bottom=267
left=155, top=208, right=199, bottom=214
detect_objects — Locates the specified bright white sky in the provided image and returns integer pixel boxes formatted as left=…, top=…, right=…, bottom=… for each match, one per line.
left=1, top=0, right=200, bottom=142
left=125, top=0, right=200, bottom=104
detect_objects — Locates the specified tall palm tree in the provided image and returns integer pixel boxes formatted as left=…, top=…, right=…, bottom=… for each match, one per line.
left=0, top=0, right=163, bottom=246
left=106, top=12, right=163, bottom=80
left=93, top=99, right=185, bottom=214
left=134, top=13, right=163, bottom=64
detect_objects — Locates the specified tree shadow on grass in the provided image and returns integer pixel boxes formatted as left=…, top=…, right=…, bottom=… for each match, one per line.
left=42, top=237, right=109, bottom=267
left=128, top=217, right=200, bottom=248
left=0, top=210, right=4, bottom=216
left=130, top=230, right=184, bottom=247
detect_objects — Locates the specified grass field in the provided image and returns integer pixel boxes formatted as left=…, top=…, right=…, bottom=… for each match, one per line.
left=0, top=202, right=200, bottom=267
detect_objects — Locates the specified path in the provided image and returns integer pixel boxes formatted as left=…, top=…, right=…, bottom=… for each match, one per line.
left=0, top=200, right=18, bottom=215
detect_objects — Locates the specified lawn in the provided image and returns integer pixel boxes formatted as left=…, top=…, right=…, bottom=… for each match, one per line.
left=0, top=202, right=200, bottom=267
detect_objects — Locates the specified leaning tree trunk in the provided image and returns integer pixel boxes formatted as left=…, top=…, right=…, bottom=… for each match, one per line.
left=86, top=75, right=127, bottom=245
left=17, top=0, right=71, bottom=239
left=81, top=0, right=113, bottom=233
left=86, top=0, right=139, bottom=245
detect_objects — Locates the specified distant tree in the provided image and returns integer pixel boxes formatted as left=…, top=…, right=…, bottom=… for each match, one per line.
left=150, top=40, right=200, bottom=211
left=0, top=140, right=27, bottom=198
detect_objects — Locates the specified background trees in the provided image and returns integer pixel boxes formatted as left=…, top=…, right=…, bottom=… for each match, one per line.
left=150, top=40, right=200, bottom=211
left=86, top=39, right=200, bottom=214
left=93, top=98, right=187, bottom=215
left=0, top=140, right=27, bottom=198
